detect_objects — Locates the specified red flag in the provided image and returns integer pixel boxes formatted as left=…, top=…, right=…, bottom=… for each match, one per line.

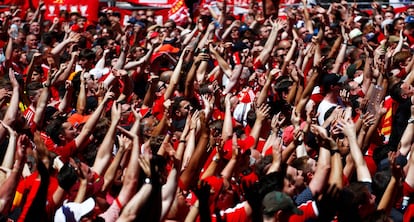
left=43, top=0, right=99, bottom=22
left=168, top=0, right=189, bottom=26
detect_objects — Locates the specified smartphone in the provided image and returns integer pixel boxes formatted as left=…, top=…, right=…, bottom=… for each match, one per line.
left=366, top=85, right=383, bottom=115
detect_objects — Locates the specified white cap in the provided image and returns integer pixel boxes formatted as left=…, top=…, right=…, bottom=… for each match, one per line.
left=89, top=67, right=109, bottom=80
left=354, top=16, right=363, bottom=23
left=349, top=28, right=363, bottom=40
left=54, top=197, right=95, bottom=222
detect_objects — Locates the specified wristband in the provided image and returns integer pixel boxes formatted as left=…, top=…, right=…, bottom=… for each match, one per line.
left=179, top=140, right=186, bottom=143
left=330, top=149, right=340, bottom=155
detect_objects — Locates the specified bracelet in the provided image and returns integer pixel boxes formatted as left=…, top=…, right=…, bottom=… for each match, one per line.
left=330, top=149, right=340, bottom=155
left=179, top=140, right=186, bottom=143
left=408, top=118, right=414, bottom=124
left=144, top=178, right=151, bottom=184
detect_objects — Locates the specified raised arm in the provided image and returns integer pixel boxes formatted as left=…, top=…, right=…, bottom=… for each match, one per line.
left=309, top=125, right=333, bottom=195
left=0, top=135, right=27, bottom=215
left=1, top=70, right=20, bottom=143
left=124, top=46, right=155, bottom=70
left=399, top=105, right=414, bottom=156
left=116, top=155, right=152, bottom=222
left=0, top=121, right=17, bottom=174
left=164, top=50, right=186, bottom=100
left=337, top=117, right=371, bottom=182
left=50, top=32, right=80, bottom=56
left=331, top=27, right=348, bottom=74
left=54, top=51, right=78, bottom=84
left=221, top=94, right=233, bottom=141
left=75, top=90, right=114, bottom=148
left=254, top=18, right=285, bottom=67
left=179, top=112, right=210, bottom=190
left=102, top=135, right=131, bottom=192
left=100, top=128, right=140, bottom=221
left=92, top=102, right=122, bottom=175
left=249, top=104, right=271, bottom=150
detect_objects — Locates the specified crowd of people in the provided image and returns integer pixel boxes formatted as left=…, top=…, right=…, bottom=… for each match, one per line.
left=0, top=0, right=414, bottom=221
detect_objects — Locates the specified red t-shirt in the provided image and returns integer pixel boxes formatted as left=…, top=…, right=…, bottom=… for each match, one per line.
left=15, top=172, right=59, bottom=222
left=49, top=140, right=77, bottom=162
left=288, top=200, right=318, bottom=222
left=212, top=202, right=250, bottom=222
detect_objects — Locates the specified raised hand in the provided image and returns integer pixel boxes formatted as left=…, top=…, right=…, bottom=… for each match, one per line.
left=271, top=112, right=286, bottom=132
left=255, top=103, right=271, bottom=121
left=117, top=134, right=133, bottom=152
left=111, top=101, right=122, bottom=123
left=336, top=117, right=356, bottom=139
left=8, top=68, right=19, bottom=89
left=138, top=154, right=152, bottom=178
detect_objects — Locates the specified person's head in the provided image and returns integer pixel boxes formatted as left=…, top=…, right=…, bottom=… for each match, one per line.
left=31, top=65, right=44, bottom=82
left=290, top=156, right=316, bottom=184
left=57, top=162, right=78, bottom=191
left=26, top=82, right=43, bottom=105
left=46, top=117, right=77, bottom=145
left=384, top=10, right=395, bottom=20
left=274, top=77, right=293, bottom=101
left=230, top=26, right=240, bottom=40
left=392, top=51, right=412, bottom=69
left=9, top=42, right=22, bottom=60
left=84, top=72, right=99, bottom=93
left=172, top=97, right=191, bottom=119
left=321, top=73, right=346, bottom=94
left=77, top=16, right=87, bottom=29
left=407, top=6, right=414, bottom=16
left=390, top=81, right=414, bottom=103
left=286, top=165, right=305, bottom=193
left=140, top=115, right=159, bottom=140
left=393, top=17, right=405, bottom=33
left=259, top=24, right=272, bottom=39
left=345, top=182, right=377, bottom=219
left=54, top=197, right=96, bottom=221
left=262, top=191, right=303, bottom=221
left=209, top=120, right=224, bottom=138
left=29, top=22, right=41, bottom=35
left=79, top=49, right=95, bottom=70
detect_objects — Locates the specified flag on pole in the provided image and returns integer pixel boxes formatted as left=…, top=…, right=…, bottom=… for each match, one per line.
left=168, top=0, right=190, bottom=26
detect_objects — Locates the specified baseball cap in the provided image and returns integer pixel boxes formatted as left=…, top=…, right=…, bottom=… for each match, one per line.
left=54, top=197, right=95, bottom=221
left=321, top=73, right=347, bottom=89
left=158, top=44, right=180, bottom=54
left=262, top=191, right=303, bottom=215
left=405, top=16, right=414, bottom=24
left=349, top=28, right=363, bottom=40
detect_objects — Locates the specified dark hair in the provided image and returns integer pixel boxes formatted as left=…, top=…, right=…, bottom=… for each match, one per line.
left=45, top=117, right=66, bottom=145
left=79, top=48, right=95, bottom=61
left=57, top=163, right=78, bottom=191
left=26, top=82, right=43, bottom=97
left=149, top=135, right=165, bottom=154
left=389, top=81, right=405, bottom=103
left=371, top=171, right=391, bottom=201
left=172, top=97, right=186, bottom=116
left=246, top=109, right=256, bottom=128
